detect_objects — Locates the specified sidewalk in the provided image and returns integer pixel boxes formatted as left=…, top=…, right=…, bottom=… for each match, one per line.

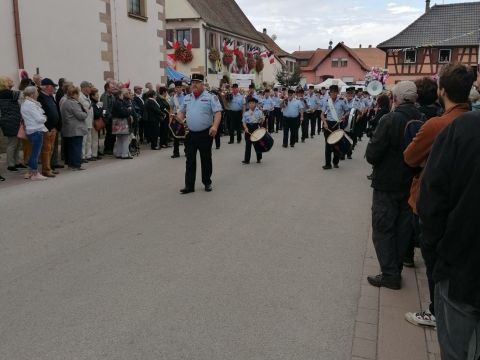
left=351, top=227, right=441, bottom=360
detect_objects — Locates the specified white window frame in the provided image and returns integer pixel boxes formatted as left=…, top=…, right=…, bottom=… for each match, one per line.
left=404, top=50, right=417, bottom=64
left=332, top=58, right=339, bottom=68
left=438, top=49, right=452, bottom=63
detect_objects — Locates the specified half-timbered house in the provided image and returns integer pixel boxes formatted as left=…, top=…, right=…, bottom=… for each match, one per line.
left=378, top=1, right=480, bottom=86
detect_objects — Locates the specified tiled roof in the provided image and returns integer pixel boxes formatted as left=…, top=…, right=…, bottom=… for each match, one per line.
left=378, top=2, right=480, bottom=48
left=258, top=32, right=292, bottom=58
left=186, top=0, right=264, bottom=43
left=351, top=48, right=386, bottom=69
left=303, top=49, right=330, bottom=70
left=291, top=50, right=316, bottom=60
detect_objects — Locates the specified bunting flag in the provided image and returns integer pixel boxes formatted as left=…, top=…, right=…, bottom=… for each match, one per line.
left=268, top=52, right=275, bottom=64
left=260, top=50, right=268, bottom=58
left=167, top=53, right=177, bottom=69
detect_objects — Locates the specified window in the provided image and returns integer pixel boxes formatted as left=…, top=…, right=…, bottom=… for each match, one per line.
left=438, top=49, right=451, bottom=63
left=128, top=0, right=147, bottom=19
left=332, top=58, right=339, bottom=67
left=208, top=32, right=217, bottom=49
left=176, top=29, right=191, bottom=44
left=404, top=50, right=416, bottom=63
left=299, top=60, right=309, bottom=67
left=340, top=58, right=348, bottom=67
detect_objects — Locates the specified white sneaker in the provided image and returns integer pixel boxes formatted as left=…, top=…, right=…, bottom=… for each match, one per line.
left=24, top=172, right=32, bottom=179
left=405, top=309, right=436, bottom=327
left=30, top=173, right=47, bottom=181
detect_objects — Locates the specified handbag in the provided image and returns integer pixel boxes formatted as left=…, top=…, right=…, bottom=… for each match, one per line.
left=17, top=121, right=27, bottom=140
left=112, top=117, right=129, bottom=135
left=93, top=117, right=106, bottom=131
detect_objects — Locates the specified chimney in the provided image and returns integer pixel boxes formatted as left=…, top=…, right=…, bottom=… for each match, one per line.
left=425, top=0, right=430, bottom=12
left=263, top=28, right=267, bottom=34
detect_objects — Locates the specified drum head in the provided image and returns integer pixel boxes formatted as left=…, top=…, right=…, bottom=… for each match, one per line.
left=250, top=127, right=266, bottom=142
left=327, top=129, right=345, bottom=145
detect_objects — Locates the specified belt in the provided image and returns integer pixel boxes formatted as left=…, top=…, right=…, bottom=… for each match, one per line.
left=188, top=128, right=210, bottom=134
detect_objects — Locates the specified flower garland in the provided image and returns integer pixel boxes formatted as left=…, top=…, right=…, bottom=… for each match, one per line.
left=255, top=55, right=264, bottom=73
left=209, top=48, right=220, bottom=63
left=170, top=40, right=194, bottom=64
left=247, top=53, right=256, bottom=71
left=222, top=50, right=234, bottom=66
left=365, top=66, right=389, bottom=84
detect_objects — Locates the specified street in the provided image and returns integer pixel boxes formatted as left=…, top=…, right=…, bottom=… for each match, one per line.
left=0, top=134, right=372, bottom=360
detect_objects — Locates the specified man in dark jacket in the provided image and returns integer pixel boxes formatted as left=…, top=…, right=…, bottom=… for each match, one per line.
left=365, top=81, right=422, bottom=289
left=38, top=78, right=60, bottom=177
left=417, top=110, right=480, bottom=359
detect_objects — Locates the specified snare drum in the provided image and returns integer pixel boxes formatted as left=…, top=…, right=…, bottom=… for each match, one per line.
left=169, top=118, right=188, bottom=139
left=327, top=129, right=352, bottom=156
left=250, top=128, right=274, bottom=153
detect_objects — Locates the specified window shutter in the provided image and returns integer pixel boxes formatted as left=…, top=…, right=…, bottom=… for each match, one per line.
left=192, top=28, right=200, bottom=48
left=397, top=50, right=404, bottom=64
left=166, top=29, right=174, bottom=49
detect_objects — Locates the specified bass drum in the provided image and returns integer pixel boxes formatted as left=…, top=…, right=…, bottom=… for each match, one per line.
left=250, top=128, right=274, bottom=153
left=327, top=129, right=352, bottom=156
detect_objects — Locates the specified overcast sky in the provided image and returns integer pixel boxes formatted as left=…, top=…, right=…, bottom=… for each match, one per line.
left=236, top=0, right=479, bottom=52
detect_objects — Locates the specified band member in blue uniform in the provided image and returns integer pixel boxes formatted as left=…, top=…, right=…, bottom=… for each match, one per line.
left=304, top=85, right=319, bottom=140
left=242, top=97, right=265, bottom=164
left=272, top=88, right=282, bottom=133
left=226, top=83, right=244, bottom=144
left=282, top=89, right=304, bottom=148
left=261, top=89, right=275, bottom=133
left=176, top=74, right=222, bottom=194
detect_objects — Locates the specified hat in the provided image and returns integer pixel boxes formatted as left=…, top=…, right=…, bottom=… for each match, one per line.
left=41, top=78, right=58, bottom=87
left=309, top=85, right=314, bottom=90
left=247, top=96, right=258, bottom=103
left=232, top=83, right=239, bottom=88
left=329, top=85, right=339, bottom=92
left=297, top=88, right=305, bottom=94
left=392, top=81, right=417, bottom=104
left=346, top=87, right=355, bottom=93
left=168, top=83, right=175, bottom=89
left=174, top=80, right=183, bottom=87
left=273, top=87, right=279, bottom=91
left=191, top=73, right=204, bottom=82
left=287, top=89, right=295, bottom=94
left=249, top=84, right=255, bottom=89
left=321, top=87, right=326, bottom=90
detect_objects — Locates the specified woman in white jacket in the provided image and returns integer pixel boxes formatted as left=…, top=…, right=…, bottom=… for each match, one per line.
left=20, top=86, right=48, bottom=180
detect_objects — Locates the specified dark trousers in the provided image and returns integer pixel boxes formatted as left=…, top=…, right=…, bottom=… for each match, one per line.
left=435, top=280, right=480, bottom=360
left=244, top=123, right=262, bottom=162
left=173, top=138, right=181, bottom=155
left=273, top=108, right=282, bottom=132
left=66, top=136, right=83, bottom=168
left=104, top=120, right=116, bottom=153
left=228, top=110, right=243, bottom=143
left=159, top=121, right=168, bottom=146
left=138, top=120, right=145, bottom=142
left=302, top=113, right=313, bottom=140
left=265, top=111, right=274, bottom=133
left=324, top=122, right=340, bottom=166
left=309, top=111, right=317, bottom=137
left=418, top=216, right=436, bottom=315
left=283, top=116, right=298, bottom=146
left=316, top=111, right=322, bottom=134
left=185, top=129, right=213, bottom=189
left=145, top=121, right=159, bottom=149
left=371, top=190, right=413, bottom=277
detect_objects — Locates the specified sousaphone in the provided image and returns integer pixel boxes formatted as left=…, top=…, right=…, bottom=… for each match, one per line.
left=366, top=80, right=383, bottom=96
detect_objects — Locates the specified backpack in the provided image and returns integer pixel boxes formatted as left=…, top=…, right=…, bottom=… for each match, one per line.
left=403, top=115, right=425, bottom=147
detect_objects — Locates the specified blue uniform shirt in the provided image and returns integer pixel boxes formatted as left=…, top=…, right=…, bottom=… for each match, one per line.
left=322, top=97, right=350, bottom=121
left=261, top=96, right=274, bottom=111
left=283, top=98, right=303, bottom=118
left=229, top=93, right=244, bottom=111
left=304, top=93, right=319, bottom=112
left=242, top=108, right=263, bottom=124
left=180, top=91, right=222, bottom=131
left=346, top=97, right=363, bottom=111
left=170, top=92, right=185, bottom=113
left=272, top=95, right=281, bottom=108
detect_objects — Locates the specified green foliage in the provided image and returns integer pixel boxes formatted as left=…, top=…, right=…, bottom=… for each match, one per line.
left=275, top=64, right=302, bottom=87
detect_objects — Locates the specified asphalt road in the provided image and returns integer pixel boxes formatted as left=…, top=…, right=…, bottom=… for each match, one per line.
left=0, top=133, right=372, bottom=360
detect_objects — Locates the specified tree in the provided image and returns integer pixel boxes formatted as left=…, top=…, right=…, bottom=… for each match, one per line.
left=275, top=64, right=302, bottom=87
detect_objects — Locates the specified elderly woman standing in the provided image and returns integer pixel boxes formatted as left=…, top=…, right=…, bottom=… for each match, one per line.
left=111, top=88, right=134, bottom=159
left=20, top=86, right=48, bottom=180
left=0, top=76, right=26, bottom=175
left=60, top=86, right=88, bottom=170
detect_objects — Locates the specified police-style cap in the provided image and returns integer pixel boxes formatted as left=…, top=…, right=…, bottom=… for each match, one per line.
left=247, top=97, right=258, bottom=103
left=41, top=78, right=58, bottom=87
left=232, top=83, right=239, bottom=88
left=329, top=85, right=339, bottom=92
left=273, top=87, right=279, bottom=91
left=309, top=85, right=314, bottom=90
left=249, top=84, right=255, bottom=89
left=287, top=89, right=295, bottom=94
left=346, top=87, right=355, bottom=93
left=191, top=73, right=204, bottom=82
left=297, top=89, right=305, bottom=93
left=174, top=81, right=183, bottom=87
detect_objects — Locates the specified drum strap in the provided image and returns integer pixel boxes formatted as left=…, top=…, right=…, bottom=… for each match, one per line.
left=327, top=97, right=340, bottom=123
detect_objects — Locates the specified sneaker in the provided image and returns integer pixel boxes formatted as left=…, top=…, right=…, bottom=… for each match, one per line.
left=24, top=172, right=32, bottom=179
left=30, top=173, right=47, bottom=181
left=367, top=273, right=401, bottom=290
left=405, top=309, right=436, bottom=327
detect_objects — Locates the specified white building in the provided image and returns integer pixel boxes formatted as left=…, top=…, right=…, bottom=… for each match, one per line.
left=1, top=0, right=167, bottom=88
left=166, top=0, right=284, bottom=87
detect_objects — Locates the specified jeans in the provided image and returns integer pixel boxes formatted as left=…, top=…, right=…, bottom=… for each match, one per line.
left=371, top=190, right=413, bottom=277
left=435, top=280, right=480, bottom=360
left=66, top=136, right=83, bottom=168
left=26, top=131, right=44, bottom=171
left=6, top=136, right=21, bottom=167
